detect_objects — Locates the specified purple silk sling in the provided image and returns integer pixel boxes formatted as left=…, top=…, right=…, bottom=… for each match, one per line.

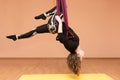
left=56, top=0, right=73, bottom=38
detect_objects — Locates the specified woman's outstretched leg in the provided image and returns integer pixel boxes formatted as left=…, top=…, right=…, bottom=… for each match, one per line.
left=6, top=24, right=49, bottom=41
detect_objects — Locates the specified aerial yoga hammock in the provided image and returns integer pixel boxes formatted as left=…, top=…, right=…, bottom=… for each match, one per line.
left=6, top=0, right=84, bottom=75
left=56, top=0, right=74, bottom=39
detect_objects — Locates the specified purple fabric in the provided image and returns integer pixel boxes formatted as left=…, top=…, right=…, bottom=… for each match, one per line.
left=56, top=0, right=61, bottom=15
left=56, top=0, right=69, bottom=36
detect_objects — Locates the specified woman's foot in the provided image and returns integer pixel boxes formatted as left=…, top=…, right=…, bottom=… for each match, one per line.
left=6, top=35, right=17, bottom=41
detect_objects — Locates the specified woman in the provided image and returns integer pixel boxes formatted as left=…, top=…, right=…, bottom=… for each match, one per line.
left=6, top=0, right=84, bottom=75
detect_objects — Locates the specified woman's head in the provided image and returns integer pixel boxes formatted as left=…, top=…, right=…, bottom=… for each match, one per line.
left=67, top=53, right=81, bottom=75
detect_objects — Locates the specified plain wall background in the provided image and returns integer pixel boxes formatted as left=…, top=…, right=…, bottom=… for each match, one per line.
left=0, top=0, right=120, bottom=58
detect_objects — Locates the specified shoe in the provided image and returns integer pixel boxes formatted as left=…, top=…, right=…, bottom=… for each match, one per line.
left=6, top=35, right=17, bottom=41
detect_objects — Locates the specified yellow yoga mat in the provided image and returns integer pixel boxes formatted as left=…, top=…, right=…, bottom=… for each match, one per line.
left=18, top=74, right=113, bottom=80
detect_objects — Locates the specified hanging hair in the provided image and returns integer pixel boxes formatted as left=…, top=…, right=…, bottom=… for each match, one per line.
left=67, top=53, right=81, bottom=75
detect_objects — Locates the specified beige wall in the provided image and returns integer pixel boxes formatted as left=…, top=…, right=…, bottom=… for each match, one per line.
left=0, top=0, right=120, bottom=58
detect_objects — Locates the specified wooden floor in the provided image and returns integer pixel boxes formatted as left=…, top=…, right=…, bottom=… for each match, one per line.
left=0, top=58, right=119, bottom=80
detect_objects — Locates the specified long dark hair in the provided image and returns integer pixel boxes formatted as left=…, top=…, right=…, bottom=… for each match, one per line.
left=67, top=53, right=81, bottom=75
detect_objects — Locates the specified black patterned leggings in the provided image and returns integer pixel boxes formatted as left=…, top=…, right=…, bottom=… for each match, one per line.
left=18, top=24, right=49, bottom=39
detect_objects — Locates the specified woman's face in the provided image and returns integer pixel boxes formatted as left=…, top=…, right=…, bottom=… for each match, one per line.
left=76, top=45, right=84, bottom=59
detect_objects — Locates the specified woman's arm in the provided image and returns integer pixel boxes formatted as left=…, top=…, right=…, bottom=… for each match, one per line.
left=55, top=15, right=67, bottom=42
left=55, top=15, right=62, bottom=33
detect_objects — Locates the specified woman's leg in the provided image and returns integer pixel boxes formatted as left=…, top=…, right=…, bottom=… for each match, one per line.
left=6, top=24, right=49, bottom=41
left=18, top=24, right=49, bottom=39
